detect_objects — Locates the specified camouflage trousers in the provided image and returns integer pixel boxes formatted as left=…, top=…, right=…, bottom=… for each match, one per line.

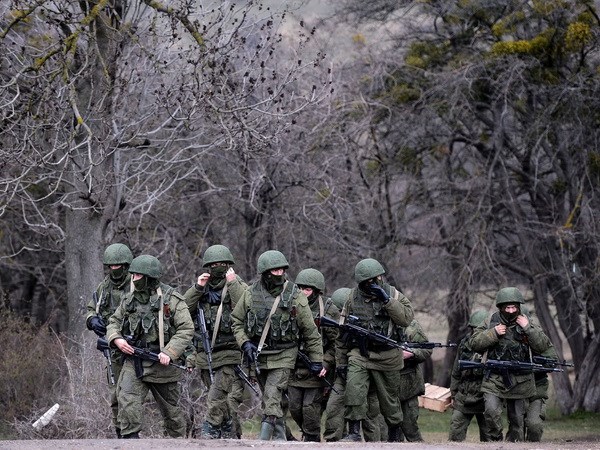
left=399, top=396, right=422, bottom=441
left=117, top=361, right=186, bottom=437
left=484, top=392, right=527, bottom=442
left=345, top=362, right=402, bottom=426
left=287, top=385, right=324, bottom=437
left=201, top=365, right=245, bottom=438
left=257, top=368, right=290, bottom=418
left=323, top=376, right=346, bottom=441
left=362, top=384, right=387, bottom=442
left=449, top=408, right=490, bottom=441
left=106, top=355, right=123, bottom=432
left=525, top=398, right=546, bottom=442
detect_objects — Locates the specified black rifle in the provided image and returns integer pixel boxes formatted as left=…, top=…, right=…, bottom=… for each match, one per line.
left=458, top=359, right=563, bottom=388
left=233, top=365, right=260, bottom=396
left=532, top=356, right=574, bottom=368
left=320, top=315, right=412, bottom=357
left=404, top=342, right=457, bottom=349
left=196, top=307, right=214, bottom=383
left=92, top=292, right=115, bottom=385
left=296, top=350, right=339, bottom=394
left=98, top=337, right=187, bottom=379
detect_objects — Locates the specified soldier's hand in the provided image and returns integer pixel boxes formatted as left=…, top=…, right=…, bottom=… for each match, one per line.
left=114, top=337, right=135, bottom=355
left=516, top=314, right=529, bottom=329
left=495, top=324, right=507, bottom=336
left=369, top=283, right=390, bottom=304
left=403, top=350, right=414, bottom=359
left=226, top=267, right=236, bottom=282
left=88, top=316, right=107, bottom=337
left=308, top=361, right=323, bottom=375
left=242, top=341, right=258, bottom=364
left=197, top=273, right=211, bottom=287
left=158, top=352, right=171, bottom=366
left=318, top=367, right=327, bottom=378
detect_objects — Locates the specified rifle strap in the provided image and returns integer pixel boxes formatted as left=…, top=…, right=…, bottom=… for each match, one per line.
left=211, top=284, right=228, bottom=349
left=338, top=288, right=353, bottom=325
left=318, top=295, right=325, bottom=322
left=95, top=288, right=104, bottom=315
left=386, top=288, right=401, bottom=336
left=257, top=281, right=287, bottom=353
left=157, top=286, right=165, bottom=351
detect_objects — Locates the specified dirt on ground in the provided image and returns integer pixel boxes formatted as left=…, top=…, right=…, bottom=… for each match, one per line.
left=1, top=437, right=600, bottom=450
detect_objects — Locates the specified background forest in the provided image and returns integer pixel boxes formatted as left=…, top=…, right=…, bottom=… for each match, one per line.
left=1, top=0, right=600, bottom=437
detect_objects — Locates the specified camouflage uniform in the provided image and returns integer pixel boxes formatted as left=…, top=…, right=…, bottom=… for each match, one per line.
left=287, top=269, right=340, bottom=442
left=449, top=310, right=491, bottom=442
left=470, top=287, right=553, bottom=442
left=106, top=255, right=194, bottom=438
left=338, top=258, right=414, bottom=442
left=231, top=250, right=324, bottom=441
left=397, top=319, right=432, bottom=442
left=85, top=243, right=133, bottom=437
left=183, top=245, right=248, bottom=439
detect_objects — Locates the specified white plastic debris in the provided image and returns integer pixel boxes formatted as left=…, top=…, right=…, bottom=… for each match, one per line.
left=32, top=403, right=60, bottom=430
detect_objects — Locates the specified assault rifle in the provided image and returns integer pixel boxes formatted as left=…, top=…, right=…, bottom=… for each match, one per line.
left=403, top=342, right=457, bottom=349
left=296, top=351, right=339, bottom=394
left=458, top=359, right=563, bottom=388
left=92, top=292, right=115, bottom=385
left=532, top=356, right=574, bottom=368
left=233, top=365, right=260, bottom=396
left=320, top=315, right=412, bottom=357
left=97, top=337, right=187, bottom=379
left=196, top=307, right=214, bottom=383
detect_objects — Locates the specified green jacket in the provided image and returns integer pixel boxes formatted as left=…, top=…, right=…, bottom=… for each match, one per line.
left=469, top=311, right=552, bottom=399
left=106, top=282, right=194, bottom=383
left=184, top=276, right=247, bottom=369
left=288, top=295, right=340, bottom=388
left=86, top=274, right=132, bottom=325
left=231, top=279, right=323, bottom=370
left=337, top=283, right=414, bottom=371
left=398, top=319, right=431, bottom=401
left=450, top=332, right=485, bottom=413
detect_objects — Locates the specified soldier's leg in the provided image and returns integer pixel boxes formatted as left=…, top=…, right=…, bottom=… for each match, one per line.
left=525, top=398, right=545, bottom=442
left=224, top=366, right=245, bottom=438
left=482, top=392, right=504, bottom=441
left=116, top=361, right=149, bottom=437
left=287, top=386, right=304, bottom=432
left=363, top=385, right=381, bottom=442
left=323, top=376, right=346, bottom=441
left=400, top=396, right=422, bottom=442
left=343, top=363, right=371, bottom=441
left=260, top=368, right=290, bottom=441
left=299, top=387, right=324, bottom=441
left=149, top=381, right=187, bottom=438
left=110, top=357, right=123, bottom=437
left=448, top=409, right=472, bottom=442
left=505, top=398, right=526, bottom=442
left=202, top=365, right=228, bottom=438
left=475, top=412, right=492, bottom=441
left=371, top=369, right=403, bottom=427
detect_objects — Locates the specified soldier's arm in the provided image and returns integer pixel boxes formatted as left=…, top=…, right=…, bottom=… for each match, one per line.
left=106, top=301, right=125, bottom=344
left=525, top=324, right=554, bottom=354
left=322, top=303, right=340, bottom=369
left=468, top=322, right=498, bottom=353
left=183, top=284, right=202, bottom=315
left=231, top=290, right=251, bottom=347
left=385, top=289, right=414, bottom=327
left=405, top=320, right=433, bottom=362
left=162, top=293, right=195, bottom=360
left=227, top=275, right=248, bottom=306
left=297, top=294, right=323, bottom=363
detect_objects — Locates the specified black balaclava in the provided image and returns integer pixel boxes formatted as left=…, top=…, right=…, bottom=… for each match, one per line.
left=500, top=303, right=520, bottom=324
left=262, top=270, right=286, bottom=297
left=133, top=276, right=159, bottom=303
left=207, top=264, right=228, bottom=290
left=109, top=265, right=128, bottom=283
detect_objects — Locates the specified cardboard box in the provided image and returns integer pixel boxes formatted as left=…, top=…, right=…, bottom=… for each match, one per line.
left=418, top=383, right=451, bottom=412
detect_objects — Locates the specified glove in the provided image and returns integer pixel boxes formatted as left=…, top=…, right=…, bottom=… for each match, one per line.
left=242, top=341, right=258, bottom=364
left=369, top=283, right=390, bottom=304
left=88, top=316, right=107, bottom=337
left=336, top=365, right=348, bottom=378
left=308, top=361, right=323, bottom=375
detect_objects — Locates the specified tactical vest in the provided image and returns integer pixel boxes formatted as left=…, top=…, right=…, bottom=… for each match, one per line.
left=244, top=281, right=300, bottom=350
left=457, top=335, right=484, bottom=380
left=198, top=289, right=237, bottom=351
left=121, top=283, right=178, bottom=350
left=487, top=312, right=532, bottom=363
left=347, top=285, right=401, bottom=351
left=309, top=297, right=334, bottom=349
left=98, top=275, right=131, bottom=320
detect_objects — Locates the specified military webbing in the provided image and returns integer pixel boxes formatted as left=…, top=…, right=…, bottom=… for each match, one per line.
left=95, top=287, right=105, bottom=315
left=338, top=288, right=353, bottom=325
left=211, top=284, right=228, bottom=348
left=157, top=286, right=165, bottom=350
left=257, top=281, right=287, bottom=353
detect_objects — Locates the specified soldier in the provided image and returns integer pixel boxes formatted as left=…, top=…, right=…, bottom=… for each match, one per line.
left=397, top=319, right=432, bottom=442
left=85, top=243, right=133, bottom=438
left=231, top=250, right=324, bottom=441
left=449, top=309, right=491, bottom=442
left=183, top=244, right=248, bottom=439
left=338, top=258, right=414, bottom=442
left=106, top=255, right=194, bottom=439
left=469, top=287, right=553, bottom=442
left=287, top=268, right=340, bottom=442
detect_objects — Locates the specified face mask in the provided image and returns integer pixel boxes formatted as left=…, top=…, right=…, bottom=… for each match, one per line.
left=501, top=306, right=520, bottom=323
left=262, top=272, right=286, bottom=296
left=209, top=265, right=228, bottom=281
left=133, top=276, right=148, bottom=291
left=110, top=266, right=126, bottom=281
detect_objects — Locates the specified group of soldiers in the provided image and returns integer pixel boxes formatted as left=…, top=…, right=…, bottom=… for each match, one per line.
left=85, top=243, right=558, bottom=442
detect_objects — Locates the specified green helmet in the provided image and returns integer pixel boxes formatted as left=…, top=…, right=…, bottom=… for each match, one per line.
left=495, top=287, right=524, bottom=307
left=295, top=268, right=325, bottom=291
left=202, top=244, right=235, bottom=267
left=103, top=243, right=133, bottom=266
left=129, top=255, right=162, bottom=279
left=331, top=287, right=351, bottom=310
left=468, top=310, right=488, bottom=327
left=354, top=258, right=385, bottom=283
left=257, top=250, right=289, bottom=274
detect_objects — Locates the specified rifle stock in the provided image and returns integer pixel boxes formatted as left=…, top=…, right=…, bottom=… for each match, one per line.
left=196, top=307, right=214, bottom=383
left=233, top=365, right=260, bottom=396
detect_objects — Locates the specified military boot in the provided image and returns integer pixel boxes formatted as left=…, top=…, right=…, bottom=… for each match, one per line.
left=387, top=425, right=403, bottom=442
left=221, top=418, right=236, bottom=439
left=201, top=420, right=222, bottom=439
left=115, top=427, right=122, bottom=439
left=285, top=424, right=298, bottom=441
left=303, top=433, right=320, bottom=442
left=121, top=432, right=140, bottom=439
left=342, top=420, right=362, bottom=442
left=273, top=417, right=287, bottom=441
left=259, top=415, right=276, bottom=440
